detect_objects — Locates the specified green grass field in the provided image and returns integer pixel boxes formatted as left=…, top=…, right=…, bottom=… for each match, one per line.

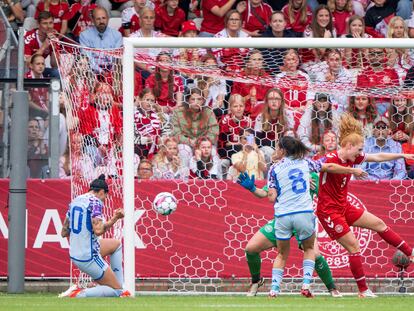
left=1, top=293, right=414, bottom=311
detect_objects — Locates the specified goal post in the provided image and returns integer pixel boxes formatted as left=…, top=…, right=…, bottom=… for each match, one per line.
left=122, top=37, right=414, bottom=295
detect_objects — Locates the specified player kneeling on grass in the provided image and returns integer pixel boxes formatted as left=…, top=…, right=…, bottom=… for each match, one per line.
left=250, top=136, right=366, bottom=298
left=239, top=171, right=342, bottom=298
left=60, top=174, right=130, bottom=298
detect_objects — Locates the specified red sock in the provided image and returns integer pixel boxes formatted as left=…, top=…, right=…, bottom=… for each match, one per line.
left=348, top=252, right=368, bottom=292
left=378, top=227, right=413, bottom=257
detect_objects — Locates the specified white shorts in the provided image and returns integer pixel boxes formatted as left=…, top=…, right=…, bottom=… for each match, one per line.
left=275, top=212, right=316, bottom=241
left=72, top=255, right=109, bottom=281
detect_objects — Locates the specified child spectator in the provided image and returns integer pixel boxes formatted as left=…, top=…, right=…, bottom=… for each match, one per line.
left=348, top=95, right=377, bottom=138
left=137, top=159, right=154, bottom=179
left=342, top=15, right=371, bottom=69
left=25, top=54, right=49, bottom=119
left=312, top=130, right=338, bottom=160
left=190, top=137, right=222, bottom=179
left=388, top=97, right=413, bottom=143
left=154, top=0, right=186, bottom=36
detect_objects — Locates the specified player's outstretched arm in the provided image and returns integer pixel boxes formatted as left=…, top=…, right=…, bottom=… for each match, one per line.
left=237, top=172, right=268, bottom=198
left=93, top=209, right=125, bottom=236
left=61, top=217, right=70, bottom=238
left=321, top=163, right=368, bottom=178
left=365, top=153, right=414, bottom=163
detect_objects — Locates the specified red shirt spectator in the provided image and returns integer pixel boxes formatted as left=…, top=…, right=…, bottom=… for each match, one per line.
left=67, top=1, right=97, bottom=38
left=333, top=9, right=353, bottom=36
left=145, top=74, right=184, bottom=109
left=282, top=1, right=312, bottom=35
left=25, top=60, right=49, bottom=112
left=241, top=0, right=273, bottom=35
left=200, top=0, right=237, bottom=35
left=154, top=1, right=186, bottom=36
left=35, top=0, right=69, bottom=33
left=121, top=6, right=141, bottom=36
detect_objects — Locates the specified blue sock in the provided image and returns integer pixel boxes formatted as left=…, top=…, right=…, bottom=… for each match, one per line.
left=303, top=259, right=315, bottom=289
left=271, top=268, right=284, bottom=292
left=110, top=245, right=124, bottom=286
left=76, top=285, right=123, bottom=298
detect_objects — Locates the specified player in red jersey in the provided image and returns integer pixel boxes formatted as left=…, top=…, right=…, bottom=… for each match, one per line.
left=316, top=113, right=414, bottom=298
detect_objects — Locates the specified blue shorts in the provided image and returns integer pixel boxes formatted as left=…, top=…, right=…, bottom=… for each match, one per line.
left=275, top=212, right=316, bottom=241
left=72, top=255, right=109, bottom=281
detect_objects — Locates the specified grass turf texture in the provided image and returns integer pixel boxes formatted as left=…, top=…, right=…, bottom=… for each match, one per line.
left=1, top=294, right=414, bottom=311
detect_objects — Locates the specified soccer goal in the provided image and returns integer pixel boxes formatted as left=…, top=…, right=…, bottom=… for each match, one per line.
left=52, top=37, right=414, bottom=297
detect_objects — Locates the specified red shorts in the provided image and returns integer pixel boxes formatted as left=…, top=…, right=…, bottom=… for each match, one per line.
left=316, top=203, right=365, bottom=240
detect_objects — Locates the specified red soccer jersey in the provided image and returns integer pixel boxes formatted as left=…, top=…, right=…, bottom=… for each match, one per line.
left=282, top=5, right=312, bottom=34
left=35, top=1, right=69, bottom=32
left=218, top=114, right=252, bottom=148
left=276, top=71, right=310, bottom=108
left=155, top=5, right=186, bottom=37
left=67, top=3, right=97, bottom=37
left=24, top=29, right=51, bottom=59
left=356, top=68, right=400, bottom=89
left=200, top=0, right=227, bottom=34
left=121, top=6, right=141, bottom=35
left=25, top=71, right=49, bottom=110
left=242, top=2, right=273, bottom=33
left=317, top=151, right=366, bottom=213
left=145, top=74, right=184, bottom=108
left=333, top=10, right=352, bottom=36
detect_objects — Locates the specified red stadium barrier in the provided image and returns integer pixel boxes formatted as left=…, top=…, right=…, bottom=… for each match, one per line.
left=0, top=179, right=413, bottom=278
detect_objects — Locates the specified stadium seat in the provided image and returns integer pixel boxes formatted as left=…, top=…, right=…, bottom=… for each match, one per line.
left=108, top=17, right=122, bottom=30
left=23, top=17, right=38, bottom=32
left=192, top=18, right=203, bottom=31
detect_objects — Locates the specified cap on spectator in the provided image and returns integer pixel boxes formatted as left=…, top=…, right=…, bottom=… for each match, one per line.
left=315, top=93, right=330, bottom=102
left=181, top=21, right=198, bottom=35
left=89, top=174, right=109, bottom=193
left=373, top=116, right=390, bottom=126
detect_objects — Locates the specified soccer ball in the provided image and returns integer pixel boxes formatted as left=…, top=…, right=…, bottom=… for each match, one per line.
left=153, top=192, right=177, bottom=216
left=392, top=250, right=411, bottom=268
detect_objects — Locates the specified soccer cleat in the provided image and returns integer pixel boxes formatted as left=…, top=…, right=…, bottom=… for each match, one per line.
left=358, top=289, right=378, bottom=298
left=300, top=288, right=314, bottom=298
left=58, top=284, right=80, bottom=298
left=268, top=290, right=279, bottom=298
left=329, top=288, right=343, bottom=298
left=120, top=290, right=132, bottom=298
left=246, top=277, right=265, bottom=297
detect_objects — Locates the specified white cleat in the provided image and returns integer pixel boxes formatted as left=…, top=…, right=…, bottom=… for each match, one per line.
left=329, top=288, right=343, bottom=298
left=246, top=277, right=265, bottom=297
left=358, top=289, right=378, bottom=298
left=58, top=284, right=80, bottom=298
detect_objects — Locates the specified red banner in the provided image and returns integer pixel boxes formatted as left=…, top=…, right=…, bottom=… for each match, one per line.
left=1, top=179, right=413, bottom=278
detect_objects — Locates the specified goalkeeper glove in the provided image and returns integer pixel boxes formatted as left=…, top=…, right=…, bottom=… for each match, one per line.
left=237, top=172, right=256, bottom=192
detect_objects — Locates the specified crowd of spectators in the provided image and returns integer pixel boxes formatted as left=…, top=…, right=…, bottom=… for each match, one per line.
left=12, top=0, right=414, bottom=180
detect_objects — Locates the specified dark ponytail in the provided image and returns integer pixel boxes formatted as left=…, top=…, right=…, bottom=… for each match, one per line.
left=89, top=174, right=109, bottom=193
left=278, top=136, right=311, bottom=160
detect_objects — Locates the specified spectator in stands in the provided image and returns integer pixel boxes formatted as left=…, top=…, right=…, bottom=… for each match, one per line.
left=342, top=15, right=371, bottom=69
left=152, top=136, right=189, bottom=180
left=356, top=47, right=400, bottom=115
left=199, top=0, right=237, bottom=37
left=133, top=88, right=161, bottom=158
left=25, top=54, right=49, bottom=119
left=137, top=159, right=154, bottom=179
left=96, top=0, right=133, bottom=18
left=27, top=118, right=48, bottom=178
left=362, top=116, right=407, bottom=180
left=254, top=87, right=294, bottom=165
left=154, top=0, right=186, bottom=36
left=121, top=0, right=146, bottom=36
left=78, top=82, right=122, bottom=167
left=227, top=128, right=266, bottom=181
left=386, top=16, right=413, bottom=80
left=275, top=49, right=312, bottom=128
left=261, top=11, right=295, bottom=75
left=314, top=48, right=354, bottom=113
left=281, top=0, right=313, bottom=37
left=171, top=88, right=219, bottom=167
left=24, top=11, right=59, bottom=78
left=213, top=9, right=250, bottom=72
left=402, top=124, right=414, bottom=179
left=237, top=0, right=273, bottom=36
left=35, top=0, right=69, bottom=35
left=348, top=95, right=377, bottom=138
left=313, top=130, right=338, bottom=160
left=218, top=94, right=252, bottom=177
left=403, top=66, right=414, bottom=96
left=59, top=145, right=71, bottom=178
left=408, top=7, right=414, bottom=38
left=1, top=0, right=24, bottom=31
left=196, top=54, right=226, bottom=116
left=364, top=0, right=404, bottom=38
left=302, top=5, right=336, bottom=71
left=145, top=52, right=184, bottom=112
left=66, top=0, right=97, bottom=41
left=79, top=7, right=123, bottom=48
left=388, top=97, right=413, bottom=143
left=231, top=49, right=271, bottom=118
left=190, top=136, right=222, bottom=179
left=298, top=93, right=338, bottom=155
left=21, top=0, right=37, bottom=17
left=328, top=0, right=353, bottom=36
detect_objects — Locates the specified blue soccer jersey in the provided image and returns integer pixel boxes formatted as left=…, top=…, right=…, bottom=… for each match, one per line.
left=67, top=193, right=104, bottom=261
left=267, top=157, right=322, bottom=217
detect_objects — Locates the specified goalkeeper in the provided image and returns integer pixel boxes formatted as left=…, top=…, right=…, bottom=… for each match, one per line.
left=238, top=171, right=342, bottom=298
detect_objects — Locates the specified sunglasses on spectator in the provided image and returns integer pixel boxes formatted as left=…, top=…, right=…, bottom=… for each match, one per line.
left=374, top=125, right=388, bottom=130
